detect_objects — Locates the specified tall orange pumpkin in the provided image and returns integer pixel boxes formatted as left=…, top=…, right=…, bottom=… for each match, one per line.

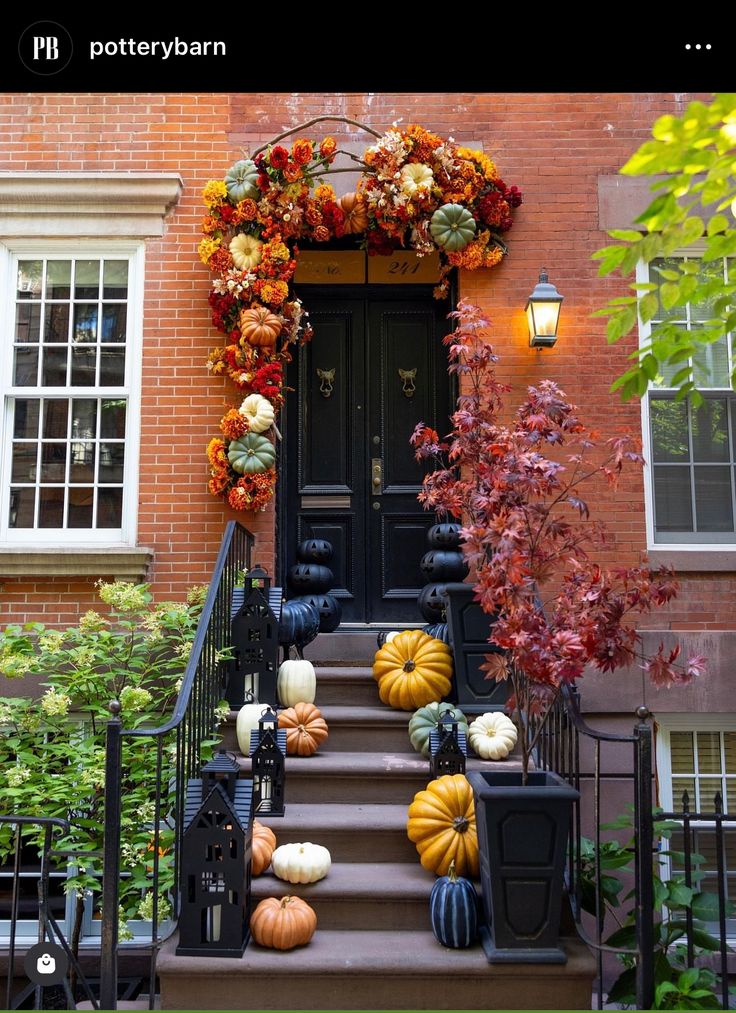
left=372, top=630, right=452, bottom=710
left=251, top=820, right=277, bottom=876
left=240, top=305, right=282, bottom=348
left=406, top=773, right=479, bottom=878
left=278, top=702, right=329, bottom=756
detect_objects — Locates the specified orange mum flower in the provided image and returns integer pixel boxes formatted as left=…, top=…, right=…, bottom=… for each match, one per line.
left=220, top=409, right=249, bottom=441
left=259, top=280, right=289, bottom=306
left=319, top=137, right=337, bottom=162
left=292, top=139, right=313, bottom=166
left=283, top=162, right=302, bottom=183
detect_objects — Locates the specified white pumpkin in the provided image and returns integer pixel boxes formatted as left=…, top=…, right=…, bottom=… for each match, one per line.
left=230, top=233, right=263, bottom=271
left=468, top=712, right=518, bottom=761
left=277, top=659, right=316, bottom=707
left=271, top=842, right=331, bottom=884
left=239, top=393, right=275, bottom=434
left=235, top=702, right=271, bottom=754
left=385, top=630, right=403, bottom=643
left=399, top=162, right=433, bottom=197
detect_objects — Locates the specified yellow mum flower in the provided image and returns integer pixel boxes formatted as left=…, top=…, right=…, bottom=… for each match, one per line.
left=198, top=237, right=221, bottom=265
left=202, top=180, right=228, bottom=208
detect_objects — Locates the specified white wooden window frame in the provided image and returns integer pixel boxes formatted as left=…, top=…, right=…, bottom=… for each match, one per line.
left=0, top=239, right=144, bottom=547
left=638, top=253, right=736, bottom=551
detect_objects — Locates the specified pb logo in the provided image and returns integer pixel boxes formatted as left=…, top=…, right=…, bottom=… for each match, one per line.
left=18, top=22, right=72, bottom=75
left=33, top=37, right=60, bottom=62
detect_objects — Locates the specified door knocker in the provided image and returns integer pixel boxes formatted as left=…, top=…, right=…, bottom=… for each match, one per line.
left=398, top=367, right=417, bottom=398
left=316, top=367, right=335, bottom=398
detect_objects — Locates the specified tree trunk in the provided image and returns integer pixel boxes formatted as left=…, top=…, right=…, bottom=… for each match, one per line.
left=69, top=893, right=85, bottom=994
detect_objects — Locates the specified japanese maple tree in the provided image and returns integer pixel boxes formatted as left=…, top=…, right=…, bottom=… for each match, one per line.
left=412, top=301, right=705, bottom=781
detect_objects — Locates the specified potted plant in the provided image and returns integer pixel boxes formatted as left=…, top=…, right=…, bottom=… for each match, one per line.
left=411, top=301, right=706, bottom=963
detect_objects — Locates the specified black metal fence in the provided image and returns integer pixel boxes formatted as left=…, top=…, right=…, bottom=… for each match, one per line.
left=99, top=520, right=253, bottom=1010
left=538, top=684, right=733, bottom=1010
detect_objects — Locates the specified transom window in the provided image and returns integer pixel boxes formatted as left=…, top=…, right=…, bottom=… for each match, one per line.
left=641, top=255, right=736, bottom=545
left=0, top=246, right=143, bottom=544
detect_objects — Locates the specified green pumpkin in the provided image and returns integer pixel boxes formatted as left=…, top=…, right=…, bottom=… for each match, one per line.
left=224, top=159, right=260, bottom=203
left=430, top=203, right=477, bottom=253
left=228, top=433, right=276, bottom=474
left=408, top=702, right=468, bottom=758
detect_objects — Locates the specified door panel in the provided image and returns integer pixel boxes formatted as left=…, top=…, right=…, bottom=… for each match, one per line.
left=285, top=287, right=451, bottom=624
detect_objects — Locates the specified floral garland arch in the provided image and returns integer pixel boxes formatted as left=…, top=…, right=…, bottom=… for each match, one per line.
left=201, top=116, right=522, bottom=513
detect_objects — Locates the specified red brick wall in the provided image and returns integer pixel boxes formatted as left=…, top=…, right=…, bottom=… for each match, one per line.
left=1, top=91, right=729, bottom=630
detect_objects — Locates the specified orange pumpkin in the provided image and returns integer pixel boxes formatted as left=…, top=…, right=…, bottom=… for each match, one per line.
left=251, top=819, right=277, bottom=877
left=339, top=192, right=368, bottom=234
left=250, top=895, right=317, bottom=950
left=372, top=630, right=453, bottom=710
left=240, top=305, right=282, bottom=348
left=406, top=773, right=479, bottom=878
left=278, top=702, right=329, bottom=757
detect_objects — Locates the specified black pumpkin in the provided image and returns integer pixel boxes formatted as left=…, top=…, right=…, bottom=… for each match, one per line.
left=296, top=538, right=334, bottom=564
left=288, top=563, right=333, bottom=594
left=417, top=583, right=447, bottom=623
left=420, top=549, right=468, bottom=583
left=422, top=622, right=450, bottom=645
left=293, top=593, right=342, bottom=633
left=427, top=523, right=462, bottom=549
left=278, top=599, right=320, bottom=649
left=429, top=861, right=479, bottom=948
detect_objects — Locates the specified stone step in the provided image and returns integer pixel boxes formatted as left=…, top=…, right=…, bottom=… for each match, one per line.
left=304, top=632, right=381, bottom=666
left=313, top=666, right=379, bottom=707
left=220, top=705, right=411, bottom=754
left=158, top=929, right=595, bottom=1010
left=252, top=862, right=435, bottom=931
left=256, top=803, right=417, bottom=863
left=239, top=751, right=523, bottom=804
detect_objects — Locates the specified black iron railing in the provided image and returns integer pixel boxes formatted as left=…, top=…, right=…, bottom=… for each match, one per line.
left=0, top=815, right=99, bottom=1010
left=99, top=521, right=253, bottom=1010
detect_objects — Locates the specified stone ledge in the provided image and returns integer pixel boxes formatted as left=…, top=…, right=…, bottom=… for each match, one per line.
left=0, top=547, right=153, bottom=580
left=648, top=549, right=736, bottom=572
left=0, top=172, right=183, bottom=238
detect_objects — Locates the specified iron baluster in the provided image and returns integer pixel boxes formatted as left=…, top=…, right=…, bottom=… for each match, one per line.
left=100, top=701, right=122, bottom=1011
left=6, top=823, right=21, bottom=1011
left=714, top=793, right=729, bottom=1012
left=594, top=739, right=603, bottom=1011
left=634, top=709, right=655, bottom=1012
left=682, top=792, right=694, bottom=968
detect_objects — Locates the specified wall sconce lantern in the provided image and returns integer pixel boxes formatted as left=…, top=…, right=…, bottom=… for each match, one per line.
left=526, top=269, right=564, bottom=348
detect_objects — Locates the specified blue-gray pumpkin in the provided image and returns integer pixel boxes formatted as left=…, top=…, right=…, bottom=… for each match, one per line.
left=429, top=860, right=479, bottom=949
left=293, top=593, right=342, bottom=633
left=278, top=599, right=320, bottom=650
left=422, top=622, right=450, bottom=645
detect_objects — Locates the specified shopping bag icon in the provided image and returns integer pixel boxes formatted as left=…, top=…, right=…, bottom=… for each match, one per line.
left=36, top=954, right=55, bottom=975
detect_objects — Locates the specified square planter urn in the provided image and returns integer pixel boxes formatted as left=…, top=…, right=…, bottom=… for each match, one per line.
left=467, top=770, right=579, bottom=964
left=443, top=583, right=509, bottom=715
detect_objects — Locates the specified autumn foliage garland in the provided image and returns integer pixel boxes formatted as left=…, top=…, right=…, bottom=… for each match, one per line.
left=411, top=302, right=706, bottom=779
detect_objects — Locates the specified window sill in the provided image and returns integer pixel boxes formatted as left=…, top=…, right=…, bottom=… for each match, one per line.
left=648, top=549, right=736, bottom=572
left=0, top=547, right=153, bottom=580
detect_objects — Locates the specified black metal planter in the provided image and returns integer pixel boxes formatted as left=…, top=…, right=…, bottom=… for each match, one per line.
left=443, top=583, right=509, bottom=715
left=467, top=770, right=579, bottom=964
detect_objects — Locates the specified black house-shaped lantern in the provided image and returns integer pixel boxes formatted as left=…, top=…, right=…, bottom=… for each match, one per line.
left=227, top=566, right=279, bottom=709
left=176, top=751, right=253, bottom=958
left=429, top=712, right=467, bottom=778
left=249, top=707, right=286, bottom=817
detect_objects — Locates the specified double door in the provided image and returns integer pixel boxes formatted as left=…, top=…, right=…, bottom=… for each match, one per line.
left=283, top=288, right=453, bottom=624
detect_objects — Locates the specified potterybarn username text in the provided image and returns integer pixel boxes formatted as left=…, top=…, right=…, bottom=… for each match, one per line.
left=89, top=39, right=226, bottom=59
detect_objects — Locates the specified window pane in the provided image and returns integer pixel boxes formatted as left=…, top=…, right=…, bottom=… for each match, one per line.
left=13, top=347, right=38, bottom=386
left=13, top=400, right=40, bottom=439
left=101, top=304, right=127, bottom=342
left=67, top=489, right=93, bottom=528
left=38, top=488, right=64, bottom=528
left=698, top=777, right=723, bottom=811
left=99, top=444, right=125, bottom=483
left=724, top=733, right=736, bottom=773
left=103, top=260, right=128, bottom=298
left=726, top=780, right=736, bottom=814
left=74, top=260, right=99, bottom=299
left=16, top=261, right=42, bottom=300
left=697, top=732, right=722, bottom=774
left=43, top=400, right=68, bottom=439
left=44, top=303, right=70, bottom=344
left=693, top=336, right=730, bottom=388
left=69, top=443, right=96, bottom=480
left=692, top=399, right=729, bottom=461
left=11, top=444, right=37, bottom=482
left=15, top=303, right=41, bottom=343
left=40, top=444, right=67, bottom=483
left=691, top=259, right=726, bottom=321
left=651, top=258, right=688, bottom=322
left=99, top=349, right=125, bottom=386
left=74, top=304, right=98, bottom=343
left=671, top=777, right=696, bottom=808
left=100, top=401, right=126, bottom=438
left=71, top=400, right=97, bottom=439
left=653, top=466, right=693, bottom=532
left=97, top=488, right=123, bottom=528
left=41, top=347, right=68, bottom=387
left=671, top=732, right=695, bottom=773
left=651, top=400, right=689, bottom=461
left=46, top=260, right=71, bottom=300
left=9, top=487, right=36, bottom=527
left=694, top=466, right=733, bottom=531
left=70, top=348, right=96, bottom=386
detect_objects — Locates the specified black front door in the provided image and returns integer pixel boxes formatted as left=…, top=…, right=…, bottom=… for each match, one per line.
left=283, top=286, right=452, bottom=624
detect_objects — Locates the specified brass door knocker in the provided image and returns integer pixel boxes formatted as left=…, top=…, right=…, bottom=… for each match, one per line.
left=316, top=367, right=335, bottom=398
left=398, top=367, right=417, bottom=398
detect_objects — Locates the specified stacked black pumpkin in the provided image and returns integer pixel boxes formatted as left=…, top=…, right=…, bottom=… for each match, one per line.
left=417, top=523, right=468, bottom=644
left=289, top=539, right=342, bottom=633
